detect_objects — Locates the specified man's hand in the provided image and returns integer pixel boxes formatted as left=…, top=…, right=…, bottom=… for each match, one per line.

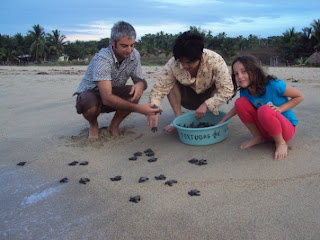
left=195, top=102, right=208, bottom=119
left=136, top=103, right=160, bottom=116
left=129, top=81, right=144, bottom=102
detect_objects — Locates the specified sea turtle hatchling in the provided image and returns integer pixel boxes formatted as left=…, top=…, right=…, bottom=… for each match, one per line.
left=79, top=178, right=90, bottom=184
left=60, top=177, right=69, bottom=183
left=165, top=180, right=178, bottom=186
left=110, top=176, right=122, bottom=181
left=197, top=159, right=207, bottom=166
left=129, top=195, right=141, bottom=203
left=17, top=162, right=26, bottom=166
left=188, top=158, right=199, bottom=164
left=155, top=174, right=166, bottom=180
left=68, top=161, right=79, bottom=166
left=133, top=152, right=142, bottom=156
left=144, top=148, right=153, bottom=153
left=128, top=156, right=138, bottom=161
left=138, top=177, right=149, bottom=183
left=147, top=157, right=158, bottom=162
left=145, top=152, right=155, bottom=157
left=188, top=189, right=201, bottom=196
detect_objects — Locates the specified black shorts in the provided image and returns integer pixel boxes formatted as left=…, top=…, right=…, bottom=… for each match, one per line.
left=75, top=86, right=132, bottom=114
left=177, top=81, right=216, bottom=110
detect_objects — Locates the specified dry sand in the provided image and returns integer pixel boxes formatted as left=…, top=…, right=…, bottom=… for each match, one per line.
left=1, top=65, right=320, bottom=240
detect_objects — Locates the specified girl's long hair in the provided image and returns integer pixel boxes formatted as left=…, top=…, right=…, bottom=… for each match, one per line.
left=231, top=55, right=276, bottom=96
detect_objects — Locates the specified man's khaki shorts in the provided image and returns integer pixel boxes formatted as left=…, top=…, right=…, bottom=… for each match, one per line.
left=75, top=85, right=132, bottom=114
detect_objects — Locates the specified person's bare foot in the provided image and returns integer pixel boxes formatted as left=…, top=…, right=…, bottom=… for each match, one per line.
left=108, top=126, right=120, bottom=136
left=274, top=143, right=288, bottom=159
left=162, top=123, right=176, bottom=135
left=88, top=122, right=99, bottom=141
left=240, top=136, right=266, bottom=149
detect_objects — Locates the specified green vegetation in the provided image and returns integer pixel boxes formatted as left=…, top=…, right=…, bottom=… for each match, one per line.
left=1, top=19, right=320, bottom=66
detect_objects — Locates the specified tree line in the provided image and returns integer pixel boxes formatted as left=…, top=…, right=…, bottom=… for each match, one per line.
left=0, top=19, right=319, bottom=65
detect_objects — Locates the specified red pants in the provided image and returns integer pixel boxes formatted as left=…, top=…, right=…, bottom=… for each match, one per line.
left=235, top=97, right=296, bottom=141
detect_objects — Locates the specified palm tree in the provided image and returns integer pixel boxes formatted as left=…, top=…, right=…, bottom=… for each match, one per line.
left=28, top=24, right=47, bottom=62
left=0, top=48, right=13, bottom=62
left=310, top=19, right=320, bottom=50
left=46, top=29, right=67, bottom=60
left=279, top=27, right=304, bottom=63
left=13, top=33, right=26, bottom=55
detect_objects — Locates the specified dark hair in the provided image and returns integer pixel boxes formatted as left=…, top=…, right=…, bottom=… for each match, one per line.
left=231, top=55, right=276, bottom=96
left=173, top=31, right=204, bottom=62
left=111, top=21, right=136, bottom=42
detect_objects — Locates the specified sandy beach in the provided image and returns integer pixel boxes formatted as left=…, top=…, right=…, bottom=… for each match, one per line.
left=1, top=65, right=320, bottom=240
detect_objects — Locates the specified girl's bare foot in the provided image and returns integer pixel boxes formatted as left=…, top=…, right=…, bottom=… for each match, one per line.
left=274, top=143, right=288, bottom=159
left=88, top=122, right=99, bottom=141
left=240, top=136, right=266, bottom=149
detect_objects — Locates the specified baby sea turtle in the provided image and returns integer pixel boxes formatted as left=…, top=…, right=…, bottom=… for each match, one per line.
left=128, top=156, right=138, bottom=161
left=147, top=157, right=158, bottom=162
left=188, top=158, right=199, bottom=164
left=155, top=174, right=166, bottom=180
left=165, top=180, right=178, bottom=186
left=144, top=148, right=153, bottom=153
left=17, top=162, right=26, bottom=166
left=151, top=104, right=162, bottom=115
left=138, top=177, right=149, bottom=183
left=188, top=189, right=201, bottom=196
left=151, top=127, right=158, bottom=132
left=133, top=152, right=142, bottom=156
left=79, top=178, right=90, bottom=184
left=110, top=176, right=122, bottom=181
left=188, top=158, right=207, bottom=166
left=129, top=195, right=141, bottom=203
left=145, top=152, right=155, bottom=157
left=79, top=161, right=89, bottom=166
left=60, top=177, right=69, bottom=183
left=197, top=159, right=207, bottom=166
left=68, top=161, right=79, bottom=166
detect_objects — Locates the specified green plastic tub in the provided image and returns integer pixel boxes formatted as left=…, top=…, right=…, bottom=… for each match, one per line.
left=172, top=111, right=230, bottom=146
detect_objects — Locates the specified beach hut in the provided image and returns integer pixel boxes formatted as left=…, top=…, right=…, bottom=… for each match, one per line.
left=305, top=51, right=320, bottom=66
left=58, top=54, right=69, bottom=61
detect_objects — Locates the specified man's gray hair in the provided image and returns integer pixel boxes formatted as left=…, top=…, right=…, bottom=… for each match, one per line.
left=110, top=21, right=136, bottom=42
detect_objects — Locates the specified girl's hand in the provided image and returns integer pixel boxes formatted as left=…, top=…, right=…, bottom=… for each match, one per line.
left=267, top=102, right=281, bottom=112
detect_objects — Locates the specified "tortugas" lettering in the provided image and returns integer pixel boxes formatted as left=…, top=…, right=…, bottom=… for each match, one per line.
left=179, top=130, right=221, bottom=141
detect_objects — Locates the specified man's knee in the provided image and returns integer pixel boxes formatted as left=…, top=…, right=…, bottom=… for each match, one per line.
left=76, top=91, right=101, bottom=114
left=83, top=105, right=101, bottom=121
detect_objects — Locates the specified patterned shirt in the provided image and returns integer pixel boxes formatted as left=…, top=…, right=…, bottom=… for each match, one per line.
left=74, top=44, right=144, bottom=94
left=149, top=49, right=234, bottom=114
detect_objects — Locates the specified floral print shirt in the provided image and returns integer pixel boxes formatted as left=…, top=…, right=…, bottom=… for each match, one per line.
left=149, top=49, right=234, bottom=114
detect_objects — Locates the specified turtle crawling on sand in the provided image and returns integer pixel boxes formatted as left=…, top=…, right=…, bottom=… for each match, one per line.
left=129, top=195, right=141, bottom=203
left=165, top=180, right=178, bottom=186
left=79, top=178, right=90, bottom=184
left=110, top=176, right=122, bottom=181
left=188, top=189, right=201, bottom=196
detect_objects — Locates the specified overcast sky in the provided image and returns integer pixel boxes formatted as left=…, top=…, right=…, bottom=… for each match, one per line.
left=1, top=0, right=319, bottom=42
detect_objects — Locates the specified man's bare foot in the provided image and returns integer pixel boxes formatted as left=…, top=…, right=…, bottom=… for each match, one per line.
left=108, top=126, right=120, bottom=136
left=162, top=123, right=176, bottom=135
left=89, top=122, right=99, bottom=141
left=240, top=136, right=266, bottom=149
left=274, top=143, right=288, bottom=159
